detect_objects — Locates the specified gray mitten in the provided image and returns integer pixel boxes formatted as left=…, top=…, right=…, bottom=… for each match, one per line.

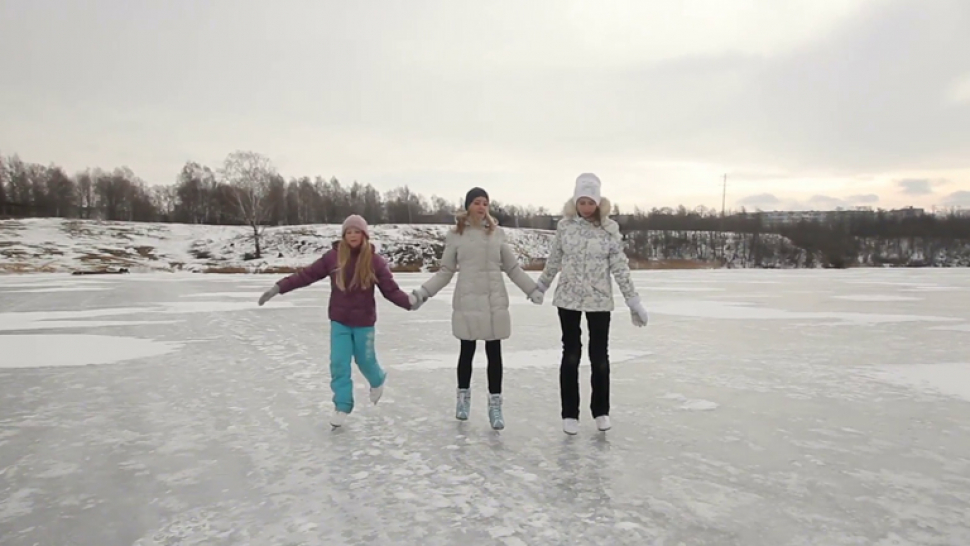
left=259, top=285, right=280, bottom=306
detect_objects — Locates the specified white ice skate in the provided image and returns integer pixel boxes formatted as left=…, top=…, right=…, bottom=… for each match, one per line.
left=595, top=415, right=612, bottom=432
left=370, top=375, right=386, bottom=405
left=456, top=388, right=471, bottom=421
left=562, top=418, right=579, bottom=435
left=488, top=394, right=505, bottom=430
left=330, top=410, right=348, bottom=428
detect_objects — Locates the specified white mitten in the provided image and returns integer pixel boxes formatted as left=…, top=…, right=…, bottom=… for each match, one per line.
left=258, top=285, right=280, bottom=306
left=527, top=289, right=544, bottom=305
left=626, top=296, right=648, bottom=327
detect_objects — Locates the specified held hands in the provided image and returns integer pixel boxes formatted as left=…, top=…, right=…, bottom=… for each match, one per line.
left=626, top=296, right=648, bottom=328
left=409, top=287, right=430, bottom=311
left=527, top=279, right=548, bottom=305
left=258, top=284, right=280, bottom=306
left=527, top=289, right=543, bottom=305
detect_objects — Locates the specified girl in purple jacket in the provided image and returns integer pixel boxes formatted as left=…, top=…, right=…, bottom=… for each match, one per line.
left=258, top=215, right=414, bottom=428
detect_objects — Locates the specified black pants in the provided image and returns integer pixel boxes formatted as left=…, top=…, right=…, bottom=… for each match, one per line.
left=558, top=308, right=611, bottom=419
left=458, top=340, right=503, bottom=394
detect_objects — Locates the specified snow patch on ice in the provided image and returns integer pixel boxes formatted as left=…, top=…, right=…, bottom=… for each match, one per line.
left=393, top=349, right=650, bottom=371
left=832, top=295, right=921, bottom=302
left=0, top=308, right=179, bottom=332
left=179, top=292, right=263, bottom=299
left=902, top=286, right=964, bottom=292
left=1, top=286, right=114, bottom=293
left=868, top=363, right=970, bottom=403
left=0, top=299, right=301, bottom=332
left=660, top=393, right=720, bottom=411
left=930, top=323, right=970, bottom=332
left=641, top=286, right=725, bottom=292
left=0, top=334, right=183, bottom=368
left=648, top=299, right=959, bottom=325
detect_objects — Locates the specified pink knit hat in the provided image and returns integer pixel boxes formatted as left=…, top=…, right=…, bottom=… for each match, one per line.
left=341, top=214, right=369, bottom=238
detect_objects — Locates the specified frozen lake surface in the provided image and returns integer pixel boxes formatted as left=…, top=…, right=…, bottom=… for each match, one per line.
left=1, top=269, right=969, bottom=545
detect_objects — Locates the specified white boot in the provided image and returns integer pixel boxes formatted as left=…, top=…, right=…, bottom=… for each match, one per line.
left=330, top=410, right=348, bottom=428
left=455, top=388, right=471, bottom=421
left=488, top=394, right=505, bottom=430
left=595, top=415, right=612, bottom=432
left=563, top=418, right=579, bottom=435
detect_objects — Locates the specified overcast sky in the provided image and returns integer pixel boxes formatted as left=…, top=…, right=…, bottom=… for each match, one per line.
left=2, top=0, right=969, bottom=212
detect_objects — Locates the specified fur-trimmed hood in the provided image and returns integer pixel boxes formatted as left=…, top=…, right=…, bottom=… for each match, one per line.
left=560, top=196, right=621, bottom=239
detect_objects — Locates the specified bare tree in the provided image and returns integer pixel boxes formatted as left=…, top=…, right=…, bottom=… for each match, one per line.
left=220, top=150, right=275, bottom=259
left=75, top=170, right=97, bottom=219
left=152, top=184, right=178, bottom=221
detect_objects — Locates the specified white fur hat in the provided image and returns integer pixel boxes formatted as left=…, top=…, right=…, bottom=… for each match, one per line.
left=573, top=173, right=602, bottom=205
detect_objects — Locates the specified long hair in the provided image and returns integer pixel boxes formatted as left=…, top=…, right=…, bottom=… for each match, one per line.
left=453, top=210, right=499, bottom=235
left=335, top=238, right=377, bottom=291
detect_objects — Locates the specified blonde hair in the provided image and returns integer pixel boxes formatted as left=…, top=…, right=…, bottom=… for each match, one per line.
left=454, top=210, right=499, bottom=235
left=335, top=237, right=377, bottom=291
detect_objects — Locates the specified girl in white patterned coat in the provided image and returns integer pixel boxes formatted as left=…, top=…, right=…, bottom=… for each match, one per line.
left=535, top=173, right=649, bottom=435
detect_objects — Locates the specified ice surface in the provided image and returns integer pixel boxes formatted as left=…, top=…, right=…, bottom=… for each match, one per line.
left=1, top=269, right=969, bottom=545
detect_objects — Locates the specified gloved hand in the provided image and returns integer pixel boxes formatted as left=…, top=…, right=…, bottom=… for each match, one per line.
left=626, top=296, right=648, bottom=327
left=409, top=287, right=430, bottom=310
left=258, top=284, right=280, bottom=306
left=527, top=289, right=543, bottom=304
left=408, top=291, right=424, bottom=311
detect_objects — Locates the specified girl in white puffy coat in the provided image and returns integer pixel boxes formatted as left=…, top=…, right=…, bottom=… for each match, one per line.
left=536, top=173, right=649, bottom=435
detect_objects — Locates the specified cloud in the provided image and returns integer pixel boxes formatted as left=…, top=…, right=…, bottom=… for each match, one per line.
left=805, top=195, right=847, bottom=209
left=736, top=193, right=781, bottom=208
left=0, top=0, right=968, bottom=210
left=944, top=72, right=970, bottom=105
left=781, top=194, right=882, bottom=211
left=737, top=192, right=881, bottom=211
left=896, top=178, right=945, bottom=195
left=942, top=190, right=970, bottom=207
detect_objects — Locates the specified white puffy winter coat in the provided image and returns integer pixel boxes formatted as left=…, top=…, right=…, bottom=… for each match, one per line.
left=420, top=220, right=538, bottom=341
left=538, top=197, right=639, bottom=312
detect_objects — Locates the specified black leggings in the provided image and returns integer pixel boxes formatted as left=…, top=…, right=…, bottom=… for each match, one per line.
left=457, top=340, right=503, bottom=394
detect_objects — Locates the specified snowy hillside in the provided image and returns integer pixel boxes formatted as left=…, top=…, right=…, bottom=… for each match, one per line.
left=5, top=218, right=965, bottom=274
left=0, top=218, right=555, bottom=274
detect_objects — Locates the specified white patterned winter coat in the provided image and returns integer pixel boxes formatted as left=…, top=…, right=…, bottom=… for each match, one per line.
left=420, top=221, right=538, bottom=341
left=538, top=197, right=639, bottom=312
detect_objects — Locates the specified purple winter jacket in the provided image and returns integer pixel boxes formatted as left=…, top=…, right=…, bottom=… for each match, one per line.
left=276, top=242, right=411, bottom=327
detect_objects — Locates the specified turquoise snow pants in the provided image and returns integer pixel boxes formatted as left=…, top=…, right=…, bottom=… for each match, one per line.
left=330, top=321, right=386, bottom=413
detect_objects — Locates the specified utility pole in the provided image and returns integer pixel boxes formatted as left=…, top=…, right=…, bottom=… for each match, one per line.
left=720, top=173, right=727, bottom=263
left=721, top=173, right=727, bottom=217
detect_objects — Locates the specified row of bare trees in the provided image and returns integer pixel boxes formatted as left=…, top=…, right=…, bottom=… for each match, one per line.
left=1, top=150, right=556, bottom=258
left=4, top=149, right=970, bottom=264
